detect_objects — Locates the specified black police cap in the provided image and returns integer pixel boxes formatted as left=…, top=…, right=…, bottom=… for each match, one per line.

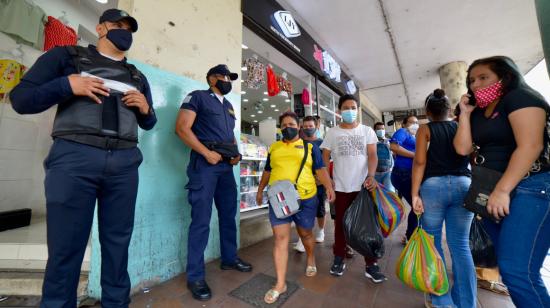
left=207, top=64, right=238, bottom=81
left=99, top=9, right=138, bottom=33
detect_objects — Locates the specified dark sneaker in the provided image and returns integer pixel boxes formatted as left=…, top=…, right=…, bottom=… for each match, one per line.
left=329, top=256, right=346, bottom=276
left=365, top=264, right=387, bottom=284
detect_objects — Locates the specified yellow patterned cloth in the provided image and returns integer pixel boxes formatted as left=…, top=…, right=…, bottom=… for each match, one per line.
left=0, top=59, right=26, bottom=99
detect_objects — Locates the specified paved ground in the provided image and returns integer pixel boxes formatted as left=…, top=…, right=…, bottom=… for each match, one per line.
left=94, top=217, right=515, bottom=308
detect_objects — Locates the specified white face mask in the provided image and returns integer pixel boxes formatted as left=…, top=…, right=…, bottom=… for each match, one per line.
left=407, top=123, right=419, bottom=135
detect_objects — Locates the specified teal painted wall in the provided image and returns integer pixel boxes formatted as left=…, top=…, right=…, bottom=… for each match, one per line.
left=87, top=61, right=241, bottom=298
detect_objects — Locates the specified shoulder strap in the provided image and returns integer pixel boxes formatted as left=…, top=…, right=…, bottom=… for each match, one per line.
left=296, top=141, right=309, bottom=184
left=65, top=45, right=90, bottom=73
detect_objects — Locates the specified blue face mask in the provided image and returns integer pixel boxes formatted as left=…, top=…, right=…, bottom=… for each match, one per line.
left=106, top=28, right=133, bottom=51
left=315, top=129, right=322, bottom=139
left=341, top=110, right=357, bottom=123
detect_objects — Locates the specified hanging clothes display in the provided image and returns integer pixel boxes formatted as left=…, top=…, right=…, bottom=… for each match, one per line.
left=276, top=74, right=293, bottom=96
left=0, top=59, right=26, bottom=100
left=44, top=16, right=78, bottom=51
left=301, top=88, right=311, bottom=105
left=242, top=56, right=265, bottom=89
left=266, top=65, right=280, bottom=97
left=0, top=0, right=46, bottom=49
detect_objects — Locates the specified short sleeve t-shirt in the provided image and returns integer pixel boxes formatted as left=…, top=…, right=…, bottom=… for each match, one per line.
left=265, top=139, right=324, bottom=200
left=320, top=124, right=378, bottom=193
left=390, top=128, right=416, bottom=170
left=471, top=87, right=549, bottom=172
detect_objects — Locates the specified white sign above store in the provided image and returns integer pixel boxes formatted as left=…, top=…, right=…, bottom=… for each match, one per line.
left=273, top=11, right=301, bottom=38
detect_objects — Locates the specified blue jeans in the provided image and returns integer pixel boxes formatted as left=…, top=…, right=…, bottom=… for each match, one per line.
left=392, top=167, right=417, bottom=239
left=420, top=176, right=475, bottom=308
left=482, top=171, right=550, bottom=308
left=376, top=171, right=395, bottom=192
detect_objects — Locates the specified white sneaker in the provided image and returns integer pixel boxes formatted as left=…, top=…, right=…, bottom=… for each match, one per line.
left=315, top=229, right=325, bottom=243
left=293, top=239, right=305, bottom=253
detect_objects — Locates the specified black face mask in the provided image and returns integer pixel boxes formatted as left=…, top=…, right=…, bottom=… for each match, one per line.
left=106, top=28, right=133, bottom=51
left=282, top=127, right=298, bottom=140
left=303, top=128, right=316, bottom=137
left=215, top=79, right=232, bottom=95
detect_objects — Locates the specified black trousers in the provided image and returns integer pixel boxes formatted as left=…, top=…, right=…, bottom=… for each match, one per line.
left=40, top=139, right=142, bottom=308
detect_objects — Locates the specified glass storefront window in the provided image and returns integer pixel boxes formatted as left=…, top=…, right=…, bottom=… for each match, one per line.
left=317, top=82, right=339, bottom=136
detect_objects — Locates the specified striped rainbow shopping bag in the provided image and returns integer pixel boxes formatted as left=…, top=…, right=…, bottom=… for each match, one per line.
left=395, top=223, right=449, bottom=296
left=370, top=183, right=405, bottom=237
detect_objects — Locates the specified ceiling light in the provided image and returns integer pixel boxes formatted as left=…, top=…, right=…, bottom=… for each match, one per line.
left=243, top=99, right=249, bottom=102
left=241, top=66, right=247, bottom=71
left=241, top=80, right=244, bottom=83
left=250, top=114, right=255, bottom=117
left=270, top=105, right=276, bottom=108
left=263, top=92, right=268, bottom=95
left=242, top=44, right=248, bottom=49
left=258, top=111, right=263, bottom=114
left=241, top=91, right=246, bottom=94
left=96, top=0, right=108, bottom=3
left=253, top=120, right=258, bottom=123
left=274, top=109, right=279, bottom=112
left=268, top=117, right=272, bottom=119
left=262, top=98, right=268, bottom=101
left=285, top=99, right=291, bottom=102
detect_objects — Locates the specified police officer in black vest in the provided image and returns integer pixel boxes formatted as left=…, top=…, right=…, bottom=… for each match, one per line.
left=176, top=65, right=252, bottom=301
left=10, top=9, right=156, bottom=308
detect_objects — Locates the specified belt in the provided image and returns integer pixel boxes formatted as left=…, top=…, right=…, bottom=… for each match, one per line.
left=58, top=134, right=137, bottom=150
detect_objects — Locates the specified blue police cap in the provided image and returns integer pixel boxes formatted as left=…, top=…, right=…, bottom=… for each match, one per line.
left=207, top=64, right=239, bottom=81
left=100, top=9, right=138, bottom=33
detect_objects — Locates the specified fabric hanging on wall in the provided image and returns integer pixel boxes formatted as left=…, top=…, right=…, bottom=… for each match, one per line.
left=0, top=59, right=26, bottom=100
left=44, top=16, right=78, bottom=51
left=276, top=75, right=293, bottom=96
left=266, top=65, right=280, bottom=97
left=302, top=88, right=311, bottom=105
left=243, top=57, right=265, bottom=89
left=0, top=0, right=46, bottom=49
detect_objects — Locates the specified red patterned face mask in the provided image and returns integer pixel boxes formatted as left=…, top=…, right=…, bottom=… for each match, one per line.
left=473, top=80, right=503, bottom=108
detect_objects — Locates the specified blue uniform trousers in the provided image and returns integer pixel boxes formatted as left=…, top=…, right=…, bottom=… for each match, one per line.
left=185, top=151, right=238, bottom=283
left=40, top=139, right=142, bottom=308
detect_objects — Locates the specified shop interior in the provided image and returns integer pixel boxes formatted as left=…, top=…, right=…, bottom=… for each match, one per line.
left=0, top=0, right=117, bottom=270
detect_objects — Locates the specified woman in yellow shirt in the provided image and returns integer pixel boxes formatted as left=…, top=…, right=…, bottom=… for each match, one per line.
left=257, top=112, right=335, bottom=304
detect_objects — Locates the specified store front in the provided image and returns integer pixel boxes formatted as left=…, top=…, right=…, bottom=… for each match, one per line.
left=237, top=0, right=359, bottom=219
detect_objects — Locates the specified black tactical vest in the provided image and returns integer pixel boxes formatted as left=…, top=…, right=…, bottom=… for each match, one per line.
left=51, top=46, right=143, bottom=142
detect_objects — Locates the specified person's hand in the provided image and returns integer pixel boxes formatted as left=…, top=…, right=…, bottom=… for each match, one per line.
left=458, top=94, right=476, bottom=116
left=412, top=195, right=424, bottom=215
left=122, top=90, right=150, bottom=115
left=325, top=187, right=336, bottom=203
left=68, top=74, right=110, bottom=104
left=256, top=191, right=263, bottom=206
left=229, top=155, right=241, bottom=165
left=204, top=150, right=222, bottom=165
left=330, top=178, right=336, bottom=189
left=487, top=190, right=510, bottom=221
left=363, top=175, right=377, bottom=191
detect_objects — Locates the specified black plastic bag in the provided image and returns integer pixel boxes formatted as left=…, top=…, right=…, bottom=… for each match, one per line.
left=343, top=188, right=385, bottom=259
left=469, top=217, right=497, bottom=268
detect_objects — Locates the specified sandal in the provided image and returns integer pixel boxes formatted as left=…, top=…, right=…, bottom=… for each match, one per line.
left=264, top=285, right=287, bottom=304
left=478, top=279, right=510, bottom=296
left=305, top=265, right=317, bottom=277
left=401, top=235, right=408, bottom=245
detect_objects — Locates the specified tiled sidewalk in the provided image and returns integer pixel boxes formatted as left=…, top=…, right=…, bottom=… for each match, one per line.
left=114, top=218, right=514, bottom=308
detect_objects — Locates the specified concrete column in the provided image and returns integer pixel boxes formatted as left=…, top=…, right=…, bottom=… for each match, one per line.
left=535, top=0, right=550, bottom=76
left=438, top=61, right=468, bottom=107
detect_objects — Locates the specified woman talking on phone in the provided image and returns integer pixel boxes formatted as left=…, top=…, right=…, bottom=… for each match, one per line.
left=454, top=56, right=550, bottom=308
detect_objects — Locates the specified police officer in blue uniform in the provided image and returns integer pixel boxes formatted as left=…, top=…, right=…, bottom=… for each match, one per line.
left=175, top=65, right=252, bottom=301
left=10, top=9, right=156, bottom=308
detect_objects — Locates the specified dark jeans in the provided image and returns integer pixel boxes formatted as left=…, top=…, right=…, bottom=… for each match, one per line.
left=333, top=191, right=377, bottom=265
left=316, top=185, right=326, bottom=218
left=482, top=171, right=550, bottom=308
left=41, top=139, right=142, bottom=308
left=391, top=167, right=417, bottom=239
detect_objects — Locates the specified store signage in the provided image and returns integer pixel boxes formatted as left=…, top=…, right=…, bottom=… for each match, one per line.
left=243, top=0, right=356, bottom=96
left=346, top=80, right=357, bottom=94
left=273, top=11, right=301, bottom=38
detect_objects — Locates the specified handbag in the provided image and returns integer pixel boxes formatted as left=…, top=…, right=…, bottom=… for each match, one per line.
left=464, top=144, right=504, bottom=222
left=267, top=141, right=309, bottom=219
